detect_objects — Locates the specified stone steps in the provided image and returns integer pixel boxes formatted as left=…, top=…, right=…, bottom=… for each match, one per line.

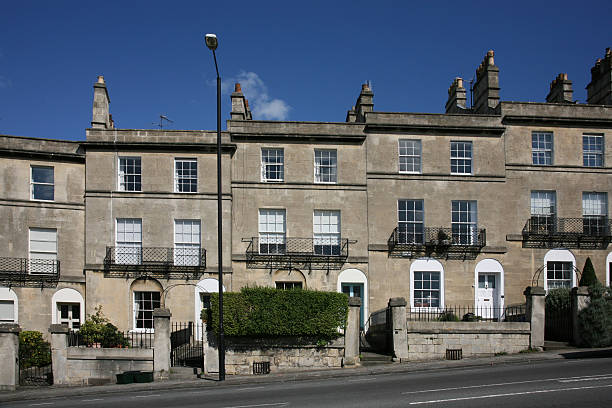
left=360, top=351, right=394, bottom=366
left=169, top=366, right=200, bottom=380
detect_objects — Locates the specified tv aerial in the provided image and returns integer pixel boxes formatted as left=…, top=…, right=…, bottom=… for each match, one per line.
left=153, top=114, right=174, bottom=129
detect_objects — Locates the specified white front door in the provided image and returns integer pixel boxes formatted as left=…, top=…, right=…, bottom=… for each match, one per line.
left=476, top=273, right=499, bottom=319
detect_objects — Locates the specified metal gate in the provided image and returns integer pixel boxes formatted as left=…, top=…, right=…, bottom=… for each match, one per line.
left=19, top=344, right=53, bottom=386
left=170, top=322, right=204, bottom=368
left=545, top=303, right=573, bottom=342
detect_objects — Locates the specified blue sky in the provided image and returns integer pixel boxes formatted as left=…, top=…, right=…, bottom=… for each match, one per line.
left=1, top=1, right=610, bottom=141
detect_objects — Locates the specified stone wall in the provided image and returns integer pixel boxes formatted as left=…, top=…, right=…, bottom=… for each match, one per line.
left=222, top=338, right=344, bottom=375
left=406, top=321, right=530, bottom=361
left=62, top=347, right=153, bottom=385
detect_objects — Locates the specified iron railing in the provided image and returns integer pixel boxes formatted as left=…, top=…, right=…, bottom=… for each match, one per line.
left=245, top=237, right=350, bottom=271
left=406, top=304, right=526, bottom=322
left=388, top=227, right=486, bottom=259
left=0, top=257, right=59, bottom=287
left=522, top=217, right=611, bottom=249
left=68, top=329, right=154, bottom=349
left=171, top=322, right=203, bottom=368
left=104, top=246, right=206, bottom=279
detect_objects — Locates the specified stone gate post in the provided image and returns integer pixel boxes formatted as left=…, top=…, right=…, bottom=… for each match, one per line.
left=153, top=308, right=171, bottom=380
left=389, top=297, right=409, bottom=361
left=524, top=286, right=545, bottom=350
left=344, top=297, right=361, bottom=366
left=571, top=286, right=590, bottom=346
left=49, top=324, right=70, bottom=385
left=0, top=324, right=20, bottom=390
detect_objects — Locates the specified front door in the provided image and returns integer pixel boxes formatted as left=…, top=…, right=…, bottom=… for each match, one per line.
left=58, top=303, right=81, bottom=330
left=476, top=273, right=499, bottom=319
left=341, top=283, right=364, bottom=328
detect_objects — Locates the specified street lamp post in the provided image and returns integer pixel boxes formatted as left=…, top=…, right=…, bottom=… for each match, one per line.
left=205, top=33, right=225, bottom=381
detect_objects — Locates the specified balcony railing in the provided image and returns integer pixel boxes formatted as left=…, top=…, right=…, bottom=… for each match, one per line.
left=0, top=257, right=60, bottom=287
left=245, top=237, right=350, bottom=271
left=522, top=217, right=611, bottom=249
left=387, top=226, right=486, bottom=259
left=104, top=246, right=206, bottom=279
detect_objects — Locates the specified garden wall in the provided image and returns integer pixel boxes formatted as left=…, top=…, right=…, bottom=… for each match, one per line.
left=63, top=347, right=153, bottom=385
left=406, top=321, right=531, bottom=360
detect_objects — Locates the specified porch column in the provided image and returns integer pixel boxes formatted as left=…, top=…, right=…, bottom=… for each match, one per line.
left=153, top=308, right=171, bottom=380
left=389, top=297, right=409, bottom=361
left=571, top=287, right=590, bottom=346
left=0, top=324, right=20, bottom=390
left=49, top=324, right=70, bottom=385
left=344, top=297, right=361, bottom=366
left=524, top=286, right=545, bottom=350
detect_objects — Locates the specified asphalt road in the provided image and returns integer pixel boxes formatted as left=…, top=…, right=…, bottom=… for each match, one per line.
left=6, top=357, right=612, bottom=408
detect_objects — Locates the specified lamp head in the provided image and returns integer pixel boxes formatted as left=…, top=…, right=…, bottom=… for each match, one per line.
left=205, top=33, right=218, bottom=51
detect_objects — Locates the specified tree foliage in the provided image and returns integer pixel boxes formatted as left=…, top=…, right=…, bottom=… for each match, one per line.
left=78, top=306, right=129, bottom=348
left=19, top=331, right=51, bottom=369
left=579, top=257, right=599, bottom=287
left=577, top=284, right=612, bottom=347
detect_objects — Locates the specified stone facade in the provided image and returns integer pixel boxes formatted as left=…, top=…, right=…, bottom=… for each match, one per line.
left=0, top=48, right=610, bottom=340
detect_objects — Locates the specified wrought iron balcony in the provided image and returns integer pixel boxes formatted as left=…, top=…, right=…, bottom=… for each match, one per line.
left=387, top=226, right=486, bottom=259
left=104, top=246, right=206, bottom=279
left=522, top=216, right=611, bottom=249
left=245, top=237, right=350, bottom=271
left=0, top=257, right=60, bottom=287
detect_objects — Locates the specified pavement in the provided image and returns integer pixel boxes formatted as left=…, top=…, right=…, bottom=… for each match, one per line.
left=2, top=347, right=612, bottom=404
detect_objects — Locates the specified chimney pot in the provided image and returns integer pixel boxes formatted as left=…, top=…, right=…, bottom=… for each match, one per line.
left=235, top=83, right=242, bottom=93
left=97, top=75, right=105, bottom=84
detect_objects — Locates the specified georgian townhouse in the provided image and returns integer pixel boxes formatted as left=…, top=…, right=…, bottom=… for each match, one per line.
left=0, top=49, right=610, bottom=335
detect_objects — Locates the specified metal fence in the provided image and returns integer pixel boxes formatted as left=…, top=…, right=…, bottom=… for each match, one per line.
left=406, top=304, right=526, bottom=322
left=68, top=330, right=154, bottom=348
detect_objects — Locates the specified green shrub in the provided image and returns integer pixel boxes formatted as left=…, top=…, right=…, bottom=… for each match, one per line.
left=579, top=257, right=599, bottom=287
left=79, top=306, right=129, bottom=348
left=208, top=287, right=348, bottom=340
left=545, top=288, right=571, bottom=311
left=437, top=311, right=459, bottom=321
left=461, top=312, right=481, bottom=322
left=577, top=283, right=612, bottom=347
left=19, top=331, right=51, bottom=369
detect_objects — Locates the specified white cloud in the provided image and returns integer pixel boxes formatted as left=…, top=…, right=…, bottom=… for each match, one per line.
left=222, top=71, right=291, bottom=120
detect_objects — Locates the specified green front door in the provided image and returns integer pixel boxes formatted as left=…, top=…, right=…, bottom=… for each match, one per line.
left=342, top=283, right=364, bottom=329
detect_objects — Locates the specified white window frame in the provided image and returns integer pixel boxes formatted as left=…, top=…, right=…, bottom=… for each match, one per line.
left=116, top=218, right=142, bottom=265
left=532, top=131, right=554, bottom=165
left=450, top=141, right=472, bottom=175
left=582, top=192, right=608, bottom=236
left=174, top=158, right=198, bottom=193
left=118, top=156, right=142, bottom=192
left=399, top=140, right=422, bottom=174
left=29, top=228, right=57, bottom=275
left=313, top=210, right=341, bottom=255
left=409, top=259, right=444, bottom=311
left=174, top=219, right=201, bottom=266
left=51, top=288, right=84, bottom=329
left=314, top=149, right=337, bottom=184
left=398, top=199, right=424, bottom=244
left=30, top=165, right=54, bottom=201
left=583, top=134, right=604, bottom=167
left=543, top=249, right=576, bottom=291
left=451, top=201, right=478, bottom=245
left=530, top=191, right=556, bottom=233
left=133, top=291, right=160, bottom=331
left=0, top=288, right=18, bottom=323
left=261, top=148, right=284, bottom=182
left=258, top=209, right=286, bottom=254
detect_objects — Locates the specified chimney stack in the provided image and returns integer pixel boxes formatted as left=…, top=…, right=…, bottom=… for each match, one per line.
left=230, top=82, right=250, bottom=120
left=445, top=77, right=468, bottom=113
left=348, top=83, right=374, bottom=123
left=546, top=73, right=573, bottom=103
left=91, top=76, right=113, bottom=129
left=472, top=50, right=500, bottom=114
left=586, top=48, right=612, bottom=105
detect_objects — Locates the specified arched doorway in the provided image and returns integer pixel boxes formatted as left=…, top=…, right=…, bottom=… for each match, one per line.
left=474, top=259, right=504, bottom=319
left=51, top=288, right=84, bottom=330
left=337, top=268, right=367, bottom=329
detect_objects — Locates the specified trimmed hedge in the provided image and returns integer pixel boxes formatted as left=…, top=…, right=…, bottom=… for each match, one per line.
left=209, top=287, right=348, bottom=340
left=545, top=288, right=571, bottom=311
